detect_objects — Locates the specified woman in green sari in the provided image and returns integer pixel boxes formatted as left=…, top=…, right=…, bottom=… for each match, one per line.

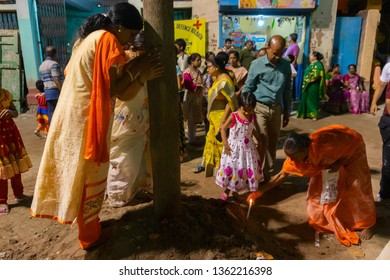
left=297, top=51, right=327, bottom=121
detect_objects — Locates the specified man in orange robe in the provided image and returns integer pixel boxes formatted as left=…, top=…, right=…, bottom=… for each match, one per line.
left=248, top=124, right=376, bottom=246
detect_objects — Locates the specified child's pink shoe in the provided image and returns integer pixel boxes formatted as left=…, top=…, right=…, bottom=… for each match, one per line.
left=220, top=192, right=228, bottom=201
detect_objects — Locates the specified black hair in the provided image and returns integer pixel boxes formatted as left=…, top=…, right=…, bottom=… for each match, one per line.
left=108, top=2, right=143, bottom=30
left=204, top=51, right=215, bottom=69
left=188, top=53, right=201, bottom=64
left=348, top=64, right=357, bottom=69
left=328, top=63, right=340, bottom=73
left=238, top=92, right=257, bottom=109
left=289, top=33, right=298, bottom=42
left=283, top=133, right=311, bottom=156
left=214, top=52, right=229, bottom=73
left=287, top=54, right=295, bottom=63
left=175, top=38, right=186, bottom=50
left=209, top=52, right=235, bottom=87
left=205, top=51, right=215, bottom=60
left=75, top=14, right=112, bottom=41
left=35, top=80, right=44, bottom=92
left=75, top=2, right=142, bottom=42
left=245, top=40, right=254, bottom=46
left=225, top=38, right=233, bottom=43
left=45, top=46, right=56, bottom=57
left=228, top=50, right=240, bottom=60
left=313, top=51, right=324, bottom=61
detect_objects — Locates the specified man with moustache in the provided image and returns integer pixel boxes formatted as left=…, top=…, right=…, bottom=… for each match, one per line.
left=242, top=35, right=292, bottom=183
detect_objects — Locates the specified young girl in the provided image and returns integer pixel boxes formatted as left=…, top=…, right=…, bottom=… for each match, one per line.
left=0, top=88, right=33, bottom=215
left=34, top=80, right=49, bottom=138
left=216, top=92, right=263, bottom=200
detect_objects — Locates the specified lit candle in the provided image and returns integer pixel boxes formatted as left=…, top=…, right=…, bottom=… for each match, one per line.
left=246, top=199, right=253, bottom=219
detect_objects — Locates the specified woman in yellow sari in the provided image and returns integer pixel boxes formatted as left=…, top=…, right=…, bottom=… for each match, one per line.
left=30, top=3, right=163, bottom=250
left=193, top=52, right=238, bottom=176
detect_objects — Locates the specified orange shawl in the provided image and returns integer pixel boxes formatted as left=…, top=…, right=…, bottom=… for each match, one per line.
left=84, top=32, right=126, bottom=164
left=282, top=125, right=376, bottom=246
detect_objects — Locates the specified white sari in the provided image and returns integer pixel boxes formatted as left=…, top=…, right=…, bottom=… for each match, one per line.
left=106, top=85, right=152, bottom=207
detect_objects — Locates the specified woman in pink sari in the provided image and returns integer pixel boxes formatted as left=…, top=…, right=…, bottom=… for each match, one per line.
left=183, top=53, right=204, bottom=145
left=228, top=50, right=248, bottom=95
left=343, top=64, right=369, bottom=114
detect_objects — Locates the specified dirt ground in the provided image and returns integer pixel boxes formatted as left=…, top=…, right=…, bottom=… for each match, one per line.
left=1, top=108, right=390, bottom=260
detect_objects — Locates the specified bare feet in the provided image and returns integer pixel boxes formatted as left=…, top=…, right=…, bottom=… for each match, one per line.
left=359, top=226, right=375, bottom=240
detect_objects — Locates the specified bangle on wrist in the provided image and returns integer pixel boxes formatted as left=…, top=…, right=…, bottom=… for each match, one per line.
left=139, top=74, right=145, bottom=86
left=126, top=69, right=134, bottom=82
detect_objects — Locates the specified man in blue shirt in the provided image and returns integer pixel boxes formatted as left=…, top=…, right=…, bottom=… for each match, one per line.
left=39, top=46, right=63, bottom=124
left=242, top=35, right=292, bottom=182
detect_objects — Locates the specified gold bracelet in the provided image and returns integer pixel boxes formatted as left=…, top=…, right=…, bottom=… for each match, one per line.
left=139, top=74, right=145, bottom=86
left=126, top=69, right=134, bottom=82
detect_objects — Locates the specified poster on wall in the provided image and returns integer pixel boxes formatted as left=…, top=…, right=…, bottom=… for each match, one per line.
left=239, top=0, right=316, bottom=9
left=174, top=19, right=206, bottom=56
left=233, top=32, right=243, bottom=47
left=245, top=34, right=267, bottom=50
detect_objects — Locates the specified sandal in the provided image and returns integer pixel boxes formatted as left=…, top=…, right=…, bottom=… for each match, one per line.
left=15, top=195, right=32, bottom=203
left=192, top=165, right=205, bottom=173
left=0, top=203, right=9, bottom=215
left=220, top=192, right=228, bottom=201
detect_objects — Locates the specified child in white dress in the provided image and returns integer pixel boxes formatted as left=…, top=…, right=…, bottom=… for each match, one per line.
left=216, top=92, right=263, bottom=200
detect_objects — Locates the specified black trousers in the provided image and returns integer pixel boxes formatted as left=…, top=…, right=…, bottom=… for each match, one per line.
left=379, top=115, right=390, bottom=199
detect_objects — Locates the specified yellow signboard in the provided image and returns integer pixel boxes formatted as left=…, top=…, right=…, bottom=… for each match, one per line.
left=174, top=19, right=206, bottom=56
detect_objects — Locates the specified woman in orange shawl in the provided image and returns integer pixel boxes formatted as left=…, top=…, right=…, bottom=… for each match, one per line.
left=30, top=3, right=163, bottom=250
left=248, top=125, right=376, bottom=247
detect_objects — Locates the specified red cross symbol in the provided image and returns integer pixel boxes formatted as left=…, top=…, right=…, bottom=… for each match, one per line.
left=193, top=20, right=202, bottom=30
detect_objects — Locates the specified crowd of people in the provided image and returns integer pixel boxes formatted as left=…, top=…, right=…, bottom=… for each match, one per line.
left=0, top=2, right=387, bottom=252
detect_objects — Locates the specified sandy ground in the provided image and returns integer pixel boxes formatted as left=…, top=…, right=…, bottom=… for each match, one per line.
left=0, top=107, right=389, bottom=260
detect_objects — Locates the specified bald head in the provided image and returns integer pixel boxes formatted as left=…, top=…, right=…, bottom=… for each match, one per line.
left=267, top=35, right=286, bottom=65
left=269, top=35, right=286, bottom=50
left=45, top=46, right=56, bottom=58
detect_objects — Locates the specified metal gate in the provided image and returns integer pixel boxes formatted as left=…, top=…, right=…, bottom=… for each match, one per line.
left=35, top=0, right=68, bottom=67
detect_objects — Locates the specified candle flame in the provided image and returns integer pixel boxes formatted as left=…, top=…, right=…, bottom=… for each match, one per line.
left=249, top=198, right=253, bottom=205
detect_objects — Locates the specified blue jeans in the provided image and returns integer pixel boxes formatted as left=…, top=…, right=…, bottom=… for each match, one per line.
left=47, top=99, right=58, bottom=124
left=379, top=115, right=390, bottom=200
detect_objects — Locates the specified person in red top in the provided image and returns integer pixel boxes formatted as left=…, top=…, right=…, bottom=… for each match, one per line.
left=34, top=80, right=49, bottom=138
left=0, top=88, right=33, bottom=215
left=248, top=125, right=376, bottom=246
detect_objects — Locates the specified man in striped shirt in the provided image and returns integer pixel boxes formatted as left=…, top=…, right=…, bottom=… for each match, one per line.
left=39, top=46, right=62, bottom=124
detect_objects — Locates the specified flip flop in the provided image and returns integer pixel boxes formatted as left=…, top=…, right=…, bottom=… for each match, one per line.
left=15, top=195, right=33, bottom=203
left=0, top=203, right=9, bottom=215
left=192, top=165, right=205, bottom=173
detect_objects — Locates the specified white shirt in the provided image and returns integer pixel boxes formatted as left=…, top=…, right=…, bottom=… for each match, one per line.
left=177, top=53, right=189, bottom=72
left=380, top=62, right=390, bottom=83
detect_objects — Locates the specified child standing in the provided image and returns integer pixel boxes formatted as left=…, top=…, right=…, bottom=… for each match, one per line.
left=216, top=92, right=263, bottom=200
left=34, top=80, right=49, bottom=138
left=0, top=88, right=33, bottom=215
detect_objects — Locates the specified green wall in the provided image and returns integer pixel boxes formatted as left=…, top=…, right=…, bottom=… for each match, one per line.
left=66, top=5, right=109, bottom=47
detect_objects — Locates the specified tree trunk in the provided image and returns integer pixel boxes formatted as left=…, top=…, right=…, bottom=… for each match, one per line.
left=143, top=0, right=181, bottom=219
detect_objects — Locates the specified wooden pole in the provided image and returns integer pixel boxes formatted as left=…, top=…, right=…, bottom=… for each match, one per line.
left=143, top=0, right=181, bottom=219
